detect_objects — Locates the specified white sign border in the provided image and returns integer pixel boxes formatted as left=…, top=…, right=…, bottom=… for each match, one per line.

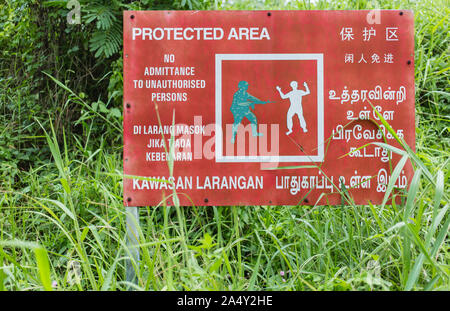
left=215, top=53, right=324, bottom=163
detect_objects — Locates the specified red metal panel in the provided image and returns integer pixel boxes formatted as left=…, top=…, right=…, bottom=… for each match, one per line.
left=123, top=10, right=415, bottom=206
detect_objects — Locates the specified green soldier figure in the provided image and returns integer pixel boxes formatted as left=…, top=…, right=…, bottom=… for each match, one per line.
left=230, top=81, right=270, bottom=144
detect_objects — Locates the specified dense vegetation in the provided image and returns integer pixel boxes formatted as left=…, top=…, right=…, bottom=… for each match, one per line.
left=0, top=0, right=448, bottom=290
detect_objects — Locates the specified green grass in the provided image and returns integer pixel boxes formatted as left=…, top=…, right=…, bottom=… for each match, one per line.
left=0, top=0, right=449, bottom=291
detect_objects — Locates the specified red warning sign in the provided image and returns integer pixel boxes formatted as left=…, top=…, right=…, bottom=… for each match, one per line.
left=123, top=10, right=415, bottom=206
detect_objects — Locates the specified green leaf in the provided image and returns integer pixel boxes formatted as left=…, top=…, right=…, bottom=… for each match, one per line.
left=404, top=168, right=422, bottom=221
left=381, top=153, right=409, bottom=208
left=263, top=165, right=317, bottom=170
left=41, top=198, right=76, bottom=221
left=431, top=170, right=444, bottom=221
left=60, top=178, right=71, bottom=194
left=248, top=248, right=262, bottom=290
left=209, top=258, right=223, bottom=273
left=34, top=248, right=53, bottom=291
left=110, top=108, right=121, bottom=118
left=0, top=240, right=52, bottom=291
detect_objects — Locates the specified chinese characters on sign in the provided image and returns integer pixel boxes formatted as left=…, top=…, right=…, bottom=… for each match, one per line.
left=341, top=26, right=399, bottom=64
left=123, top=10, right=415, bottom=206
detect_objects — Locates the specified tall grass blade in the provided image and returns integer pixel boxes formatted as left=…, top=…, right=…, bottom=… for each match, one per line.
left=381, top=153, right=409, bottom=208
